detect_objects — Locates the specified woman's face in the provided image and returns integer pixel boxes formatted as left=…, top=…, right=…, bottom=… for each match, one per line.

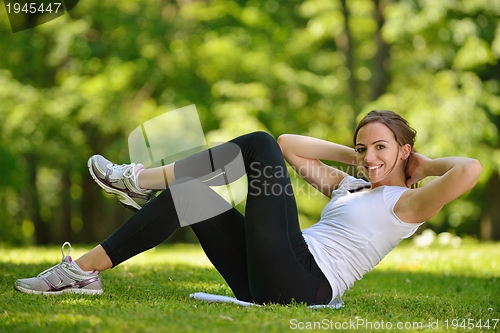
left=355, top=122, right=408, bottom=186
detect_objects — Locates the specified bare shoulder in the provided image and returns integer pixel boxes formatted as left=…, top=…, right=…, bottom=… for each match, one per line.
left=393, top=188, right=436, bottom=224
left=395, top=158, right=481, bottom=224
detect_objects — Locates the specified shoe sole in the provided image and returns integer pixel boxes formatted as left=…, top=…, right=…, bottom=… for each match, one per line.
left=15, top=284, right=103, bottom=295
left=87, top=157, right=141, bottom=212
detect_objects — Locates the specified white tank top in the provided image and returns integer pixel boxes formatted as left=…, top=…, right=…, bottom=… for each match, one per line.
left=302, top=176, right=423, bottom=304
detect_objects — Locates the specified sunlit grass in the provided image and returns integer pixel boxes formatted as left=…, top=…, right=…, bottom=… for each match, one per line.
left=377, top=241, right=499, bottom=276
left=0, top=243, right=213, bottom=267
left=0, top=242, right=499, bottom=333
left=125, top=244, right=214, bottom=268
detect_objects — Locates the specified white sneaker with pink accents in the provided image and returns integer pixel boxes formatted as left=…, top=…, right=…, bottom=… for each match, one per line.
left=88, top=155, right=156, bottom=211
left=14, top=242, right=103, bottom=295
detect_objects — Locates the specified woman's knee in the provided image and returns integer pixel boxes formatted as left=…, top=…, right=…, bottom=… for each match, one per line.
left=235, top=131, right=279, bottom=152
left=247, top=131, right=276, bottom=144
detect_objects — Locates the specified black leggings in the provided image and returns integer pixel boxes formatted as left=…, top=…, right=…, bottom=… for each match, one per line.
left=100, top=131, right=332, bottom=305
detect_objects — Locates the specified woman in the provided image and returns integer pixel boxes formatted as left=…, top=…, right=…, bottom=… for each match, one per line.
left=14, top=110, right=482, bottom=306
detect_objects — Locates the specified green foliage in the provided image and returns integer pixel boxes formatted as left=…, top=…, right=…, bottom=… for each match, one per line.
left=0, top=243, right=499, bottom=332
left=0, top=0, right=499, bottom=244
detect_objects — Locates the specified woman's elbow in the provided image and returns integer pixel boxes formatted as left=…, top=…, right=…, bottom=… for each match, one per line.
left=277, top=134, right=291, bottom=153
left=466, top=159, right=482, bottom=187
left=470, top=158, right=482, bottom=175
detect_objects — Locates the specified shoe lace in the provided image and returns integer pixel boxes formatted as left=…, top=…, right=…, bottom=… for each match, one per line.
left=36, top=242, right=72, bottom=278
left=107, top=163, right=137, bottom=178
left=122, top=163, right=140, bottom=180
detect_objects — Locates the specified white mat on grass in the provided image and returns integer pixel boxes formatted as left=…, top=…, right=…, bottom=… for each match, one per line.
left=189, top=292, right=343, bottom=309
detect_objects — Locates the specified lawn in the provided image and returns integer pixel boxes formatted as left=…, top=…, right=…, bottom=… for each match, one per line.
left=0, top=240, right=499, bottom=333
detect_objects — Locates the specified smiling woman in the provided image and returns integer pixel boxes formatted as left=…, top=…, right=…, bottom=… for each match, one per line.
left=353, top=111, right=417, bottom=188
left=14, top=110, right=482, bottom=308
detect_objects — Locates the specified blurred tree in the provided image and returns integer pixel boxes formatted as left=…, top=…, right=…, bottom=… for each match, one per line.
left=0, top=0, right=498, bottom=244
left=369, top=0, right=500, bottom=239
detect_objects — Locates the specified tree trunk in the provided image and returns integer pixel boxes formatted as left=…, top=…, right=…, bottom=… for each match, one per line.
left=480, top=108, right=500, bottom=240
left=480, top=171, right=500, bottom=240
left=25, top=153, right=50, bottom=245
left=371, top=0, right=391, bottom=101
left=340, top=0, right=360, bottom=131
left=57, top=167, right=72, bottom=242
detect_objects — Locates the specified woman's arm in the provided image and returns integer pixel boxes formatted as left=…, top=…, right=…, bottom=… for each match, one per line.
left=396, top=153, right=482, bottom=223
left=277, top=134, right=358, bottom=197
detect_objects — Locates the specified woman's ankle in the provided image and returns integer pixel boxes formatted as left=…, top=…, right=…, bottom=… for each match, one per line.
left=75, top=245, right=113, bottom=272
left=137, top=164, right=175, bottom=190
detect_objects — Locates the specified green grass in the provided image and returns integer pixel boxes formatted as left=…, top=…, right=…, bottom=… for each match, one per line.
left=0, top=241, right=499, bottom=333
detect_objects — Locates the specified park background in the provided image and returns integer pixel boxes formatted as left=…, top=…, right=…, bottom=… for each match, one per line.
left=1, top=0, right=500, bottom=246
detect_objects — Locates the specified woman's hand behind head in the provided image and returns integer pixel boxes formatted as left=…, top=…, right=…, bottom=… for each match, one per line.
left=405, top=152, right=431, bottom=188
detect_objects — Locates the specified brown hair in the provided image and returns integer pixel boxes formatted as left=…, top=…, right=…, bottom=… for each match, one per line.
left=354, top=110, right=418, bottom=185
left=354, top=110, right=417, bottom=150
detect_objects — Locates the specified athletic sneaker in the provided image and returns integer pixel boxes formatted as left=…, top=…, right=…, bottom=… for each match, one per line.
left=14, top=242, right=103, bottom=295
left=88, top=155, right=156, bottom=211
